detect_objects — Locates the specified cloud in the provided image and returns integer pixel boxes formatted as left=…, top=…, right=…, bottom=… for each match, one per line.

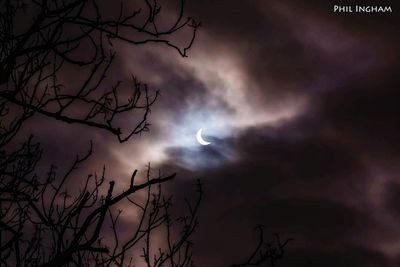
left=151, top=2, right=400, bottom=264
left=15, top=0, right=399, bottom=266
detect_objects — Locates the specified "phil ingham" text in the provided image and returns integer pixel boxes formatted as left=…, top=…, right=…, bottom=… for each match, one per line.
left=333, top=5, right=392, bottom=13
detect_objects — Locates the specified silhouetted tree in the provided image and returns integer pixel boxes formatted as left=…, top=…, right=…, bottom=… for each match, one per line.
left=0, top=0, right=200, bottom=143
left=230, top=227, right=292, bottom=267
left=0, top=1, right=290, bottom=266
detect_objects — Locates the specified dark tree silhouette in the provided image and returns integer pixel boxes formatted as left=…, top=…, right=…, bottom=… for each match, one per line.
left=230, top=227, right=292, bottom=267
left=0, top=0, right=200, bottom=143
left=0, top=1, right=290, bottom=266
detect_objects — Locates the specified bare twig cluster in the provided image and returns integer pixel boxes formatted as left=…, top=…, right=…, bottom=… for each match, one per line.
left=0, top=0, right=200, bottom=142
left=0, top=141, right=202, bottom=267
left=0, top=1, right=203, bottom=266
left=230, top=226, right=292, bottom=267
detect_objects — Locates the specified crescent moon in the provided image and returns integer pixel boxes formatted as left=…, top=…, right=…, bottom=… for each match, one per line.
left=196, top=128, right=211, bottom=146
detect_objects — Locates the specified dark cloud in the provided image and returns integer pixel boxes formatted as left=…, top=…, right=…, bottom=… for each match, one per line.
left=163, top=118, right=394, bottom=265
left=283, top=246, right=389, bottom=267
left=151, top=2, right=400, bottom=265
left=317, top=65, right=400, bottom=157
left=186, top=0, right=399, bottom=109
left=385, top=181, right=400, bottom=219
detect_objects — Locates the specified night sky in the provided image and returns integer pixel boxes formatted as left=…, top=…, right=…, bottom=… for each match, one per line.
left=22, top=1, right=400, bottom=266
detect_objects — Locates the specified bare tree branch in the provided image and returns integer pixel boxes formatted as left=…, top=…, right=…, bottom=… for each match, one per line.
left=0, top=0, right=200, bottom=143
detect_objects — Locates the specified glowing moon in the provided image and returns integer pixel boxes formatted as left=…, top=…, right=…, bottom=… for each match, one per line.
left=196, top=128, right=211, bottom=146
